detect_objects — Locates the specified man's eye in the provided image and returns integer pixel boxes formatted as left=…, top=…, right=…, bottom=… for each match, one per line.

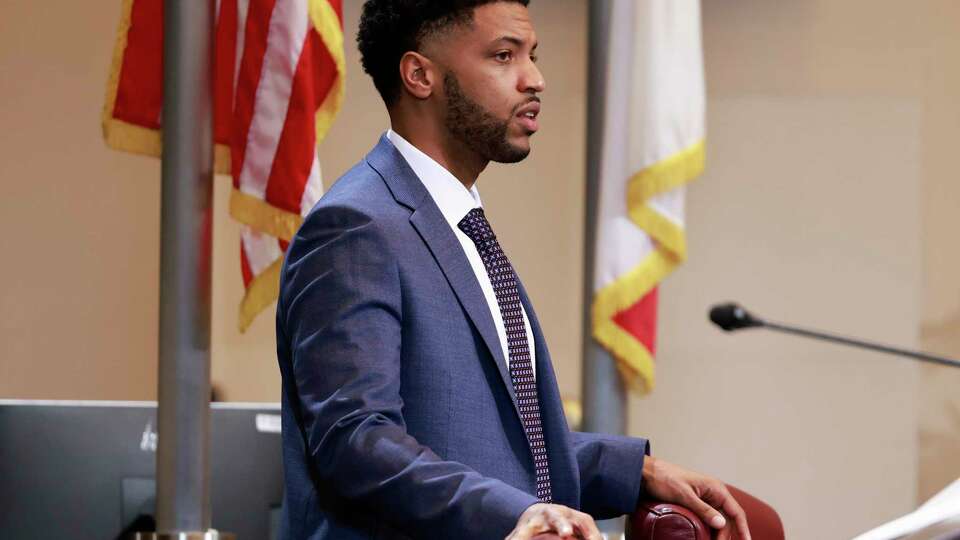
left=495, top=51, right=513, bottom=62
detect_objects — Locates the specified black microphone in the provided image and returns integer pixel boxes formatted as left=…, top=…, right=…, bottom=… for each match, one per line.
left=709, top=303, right=764, bottom=331
left=707, top=302, right=960, bottom=369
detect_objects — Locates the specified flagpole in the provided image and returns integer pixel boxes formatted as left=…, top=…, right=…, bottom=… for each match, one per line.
left=582, top=0, right=627, bottom=442
left=582, top=0, right=628, bottom=537
left=154, top=0, right=218, bottom=537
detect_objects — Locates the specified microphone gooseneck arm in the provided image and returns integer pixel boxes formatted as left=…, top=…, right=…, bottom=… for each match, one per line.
left=761, top=320, right=960, bottom=369
left=709, top=302, right=960, bottom=370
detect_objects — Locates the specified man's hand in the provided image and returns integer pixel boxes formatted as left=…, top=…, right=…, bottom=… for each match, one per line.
left=505, top=503, right=602, bottom=540
left=642, top=456, right=751, bottom=540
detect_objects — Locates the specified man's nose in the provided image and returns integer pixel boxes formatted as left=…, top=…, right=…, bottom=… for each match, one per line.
left=520, top=60, right=546, bottom=94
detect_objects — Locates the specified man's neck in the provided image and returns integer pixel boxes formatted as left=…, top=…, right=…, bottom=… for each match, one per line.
left=389, top=120, right=487, bottom=191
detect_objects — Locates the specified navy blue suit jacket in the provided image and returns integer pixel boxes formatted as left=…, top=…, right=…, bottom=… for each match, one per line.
left=276, top=136, right=650, bottom=540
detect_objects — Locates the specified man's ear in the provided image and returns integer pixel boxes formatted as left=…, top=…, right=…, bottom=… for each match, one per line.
left=398, top=51, right=436, bottom=100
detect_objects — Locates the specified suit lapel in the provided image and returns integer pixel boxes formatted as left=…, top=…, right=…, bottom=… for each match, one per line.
left=365, top=136, right=522, bottom=421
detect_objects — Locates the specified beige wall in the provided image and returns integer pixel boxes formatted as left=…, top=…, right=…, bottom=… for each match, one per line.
left=628, top=1, right=960, bottom=537
left=0, top=0, right=160, bottom=400
left=696, top=0, right=960, bottom=528
left=2, top=1, right=959, bottom=539
left=633, top=96, right=922, bottom=539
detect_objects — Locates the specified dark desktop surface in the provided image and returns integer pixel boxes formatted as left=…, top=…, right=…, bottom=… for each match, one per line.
left=0, top=400, right=283, bottom=539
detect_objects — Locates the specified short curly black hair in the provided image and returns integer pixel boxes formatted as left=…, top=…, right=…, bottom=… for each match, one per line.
left=357, top=0, right=531, bottom=107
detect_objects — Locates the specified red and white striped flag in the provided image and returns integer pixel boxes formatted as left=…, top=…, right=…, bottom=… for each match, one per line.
left=591, top=0, right=705, bottom=392
left=102, top=0, right=344, bottom=331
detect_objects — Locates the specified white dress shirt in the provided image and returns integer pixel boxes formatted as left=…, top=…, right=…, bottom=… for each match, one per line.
left=386, top=129, right=536, bottom=376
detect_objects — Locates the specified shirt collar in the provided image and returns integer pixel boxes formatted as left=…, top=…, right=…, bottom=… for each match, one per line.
left=386, top=129, right=482, bottom=230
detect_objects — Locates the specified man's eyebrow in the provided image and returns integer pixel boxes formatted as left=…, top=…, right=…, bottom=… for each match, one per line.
left=491, top=35, right=538, bottom=50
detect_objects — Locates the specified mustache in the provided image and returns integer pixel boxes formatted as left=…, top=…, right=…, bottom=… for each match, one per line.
left=512, top=95, right=541, bottom=114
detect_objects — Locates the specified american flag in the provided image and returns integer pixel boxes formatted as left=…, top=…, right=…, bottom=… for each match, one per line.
left=102, top=0, right=344, bottom=331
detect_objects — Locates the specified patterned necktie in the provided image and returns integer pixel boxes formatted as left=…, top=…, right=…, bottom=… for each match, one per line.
left=458, top=207, right=552, bottom=503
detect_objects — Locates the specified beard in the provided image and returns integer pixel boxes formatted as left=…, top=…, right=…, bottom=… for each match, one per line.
left=443, top=71, right=531, bottom=164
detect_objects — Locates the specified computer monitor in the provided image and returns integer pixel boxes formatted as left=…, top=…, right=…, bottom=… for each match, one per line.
left=0, top=400, right=284, bottom=539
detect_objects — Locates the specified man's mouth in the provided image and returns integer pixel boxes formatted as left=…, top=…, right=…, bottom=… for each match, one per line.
left=515, top=100, right=541, bottom=133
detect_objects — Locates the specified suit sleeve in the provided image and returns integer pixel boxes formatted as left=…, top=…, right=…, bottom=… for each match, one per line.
left=569, top=430, right=650, bottom=519
left=277, top=205, right=538, bottom=539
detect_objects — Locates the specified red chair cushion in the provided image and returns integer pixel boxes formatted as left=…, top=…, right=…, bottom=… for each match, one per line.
left=627, top=484, right=784, bottom=540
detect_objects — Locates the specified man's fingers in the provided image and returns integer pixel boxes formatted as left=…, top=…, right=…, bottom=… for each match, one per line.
left=569, top=510, right=602, bottom=540
left=712, top=485, right=751, bottom=540
left=507, top=503, right=601, bottom=540
left=545, top=508, right=599, bottom=540
left=732, top=510, right=752, bottom=540
left=685, top=489, right=727, bottom=530
left=729, top=504, right=751, bottom=540
left=640, top=458, right=752, bottom=540
left=512, top=512, right=549, bottom=540
left=723, top=501, right=751, bottom=540
left=541, top=507, right=576, bottom=538
left=511, top=518, right=557, bottom=540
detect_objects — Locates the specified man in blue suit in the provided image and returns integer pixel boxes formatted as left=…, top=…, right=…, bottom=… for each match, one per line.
left=276, top=1, right=751, bottom=539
